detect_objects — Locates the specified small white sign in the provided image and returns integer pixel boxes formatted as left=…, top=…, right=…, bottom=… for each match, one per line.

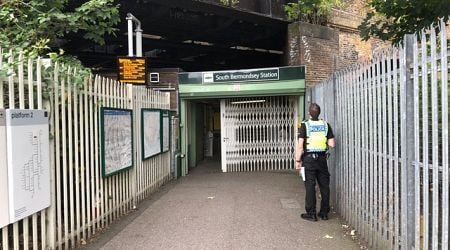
left=203, top=72, right=214, bottom=83
left=6, top=109, right=51, bottom=223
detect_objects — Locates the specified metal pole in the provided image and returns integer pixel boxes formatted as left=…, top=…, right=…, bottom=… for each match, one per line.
left=126, top=16, right=134, bottom=57
left=127, top=13, right=142, bottom=57
left=136, top=27, right=143, bottom=57
left=403, top=34, right=416, bottom=250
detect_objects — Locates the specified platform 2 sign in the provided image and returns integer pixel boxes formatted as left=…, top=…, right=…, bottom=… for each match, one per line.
left=118, top=57, right=147, bottom=84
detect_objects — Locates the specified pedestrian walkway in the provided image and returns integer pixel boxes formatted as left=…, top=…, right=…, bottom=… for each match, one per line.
left=85, top=159, right=360, bottom=249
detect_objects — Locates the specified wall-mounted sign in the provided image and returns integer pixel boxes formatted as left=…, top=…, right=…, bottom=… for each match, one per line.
left=202, top=68, right=279, bottom=84
left=0, top=109, right=51, bottom=225
left=101, top=108, right=133, bottom=177
left=141, top=109, right=161, bottom=160
left=118, top=57, right=147, bottom=84
left=161, top=110, right=170, bottom=152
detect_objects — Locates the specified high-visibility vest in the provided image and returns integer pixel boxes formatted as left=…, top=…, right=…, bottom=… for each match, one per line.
left=305, top=119, right=328, bottom=152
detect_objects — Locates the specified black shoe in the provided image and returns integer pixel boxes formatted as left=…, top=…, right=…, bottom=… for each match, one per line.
left=301, top=213, right=318, bottom=222
left=318, top=213, right=328, bottom=220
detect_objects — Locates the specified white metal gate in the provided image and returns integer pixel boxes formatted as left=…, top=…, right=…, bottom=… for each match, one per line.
left=220, top=96, right=297, bottom=172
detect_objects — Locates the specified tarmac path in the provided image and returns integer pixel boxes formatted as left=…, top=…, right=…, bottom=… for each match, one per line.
left=85, top=159, right=360, bottom=250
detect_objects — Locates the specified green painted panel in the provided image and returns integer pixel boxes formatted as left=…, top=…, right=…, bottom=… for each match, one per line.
left=179, top=80, right=305, bottom=99
left=179, top=66, right=305, bottom=85
left=180, top=100, right=188, bottom=176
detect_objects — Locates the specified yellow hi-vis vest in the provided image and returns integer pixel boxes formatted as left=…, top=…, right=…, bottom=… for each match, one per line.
left=305, top=119, right=328, bottom=152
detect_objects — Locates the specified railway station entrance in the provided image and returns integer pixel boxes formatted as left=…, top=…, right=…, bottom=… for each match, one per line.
left=178, top=66, right=306, bottom=175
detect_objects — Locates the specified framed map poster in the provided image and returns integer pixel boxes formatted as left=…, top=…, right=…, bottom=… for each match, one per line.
left=100, top=108, right=133, bottom=177
left=141, top=109, right=161, bottom=160
left=161, top=110, right=170, bottom=152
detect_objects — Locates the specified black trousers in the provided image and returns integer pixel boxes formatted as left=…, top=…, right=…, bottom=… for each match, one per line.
left=303, top=154, right=330, bottom=215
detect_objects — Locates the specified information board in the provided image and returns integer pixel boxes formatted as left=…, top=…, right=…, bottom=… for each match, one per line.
left=101, top=108, right=133, bottom=177
left=5, top=109, right=50, bottom=223
left=162, top=111, right=170, bottom=152
left=118, top=57, right=147, bottom=84
left=141, top=109, right=161, bottom=159
left=0, top=109, right=10, bottom=228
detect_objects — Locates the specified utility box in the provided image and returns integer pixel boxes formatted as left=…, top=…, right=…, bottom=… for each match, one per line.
left=0, top=109, right=51, bottom=225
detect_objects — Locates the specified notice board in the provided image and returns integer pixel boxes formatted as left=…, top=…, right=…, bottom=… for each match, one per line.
left=100, top=108, right=133, bottom=177
left=5, top=109, right=51, bottom=224
left=141, top=109, right=161, bottom=159
left=162, top=111, right=170, bottom=152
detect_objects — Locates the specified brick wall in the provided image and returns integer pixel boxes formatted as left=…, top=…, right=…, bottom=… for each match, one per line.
left=286, top=22, right=339, bottom=87
left=148, top=68, right=181, bottom=111
left=285, top=0, right=390, bottom=86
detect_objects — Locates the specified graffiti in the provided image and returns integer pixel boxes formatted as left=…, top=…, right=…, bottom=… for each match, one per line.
left=301, top=36, right=311, bottom=63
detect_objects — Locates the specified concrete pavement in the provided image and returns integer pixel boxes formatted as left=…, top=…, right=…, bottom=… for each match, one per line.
left=85, top=159, right=360, bottom=250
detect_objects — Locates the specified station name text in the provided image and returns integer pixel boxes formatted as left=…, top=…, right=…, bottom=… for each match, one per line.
left=214, top=70, right=278, bottom=82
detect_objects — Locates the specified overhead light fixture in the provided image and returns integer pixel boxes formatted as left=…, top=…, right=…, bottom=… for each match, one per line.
left=231, top=100, right=266, bottom=104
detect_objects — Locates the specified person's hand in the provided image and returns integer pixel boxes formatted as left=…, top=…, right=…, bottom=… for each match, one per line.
left=295, top=161, right=302, bottom=170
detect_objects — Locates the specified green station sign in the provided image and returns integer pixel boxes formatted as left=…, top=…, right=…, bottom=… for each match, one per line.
left=178, top=66, right=306, bottom=99
left=179, top=66, right=305, bottom=85
left=203, top=68, right=279, bottom=83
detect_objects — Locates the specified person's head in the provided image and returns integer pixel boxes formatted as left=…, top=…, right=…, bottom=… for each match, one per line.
left=309, top=103, right=321, bottom=120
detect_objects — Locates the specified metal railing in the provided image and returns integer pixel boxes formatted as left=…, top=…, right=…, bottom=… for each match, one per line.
left=306, top=20, right=449, bottom=249
left=0, top=49, right=171, bottom=249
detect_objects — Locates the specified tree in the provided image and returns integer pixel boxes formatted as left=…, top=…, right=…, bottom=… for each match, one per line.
left=0, top=0, right=120, bottom=57
left=284, top=0, right=343, bottom=25
left=359, top=0, right=450, bottom=44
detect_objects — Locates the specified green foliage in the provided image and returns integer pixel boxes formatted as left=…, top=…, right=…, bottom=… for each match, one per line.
left=220, top=0, right=239, bottom=7
left=284, top=0, right=343, bottom=24
left=0, top=0, right=119, bottom=85
left=359, top=0, right=450, bottom=44
left=0, top=0, right=120, bottom=56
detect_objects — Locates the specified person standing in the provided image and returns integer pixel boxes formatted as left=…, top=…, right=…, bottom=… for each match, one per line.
left=295, top=103, right=336, bottom=221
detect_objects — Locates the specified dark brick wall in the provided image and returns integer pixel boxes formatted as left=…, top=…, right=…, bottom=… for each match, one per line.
left=285, top=0, right=390, bottom=87
left=286, top=22, right=339, bottom=87
left=149, top=68, right=181, bottom=111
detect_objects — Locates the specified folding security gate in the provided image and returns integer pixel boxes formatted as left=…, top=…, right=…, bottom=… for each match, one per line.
left=220, top=96, right=297, bottom=172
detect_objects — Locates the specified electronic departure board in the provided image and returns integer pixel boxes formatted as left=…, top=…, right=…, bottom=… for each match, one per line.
left=118, top=57, right=147, bottom=84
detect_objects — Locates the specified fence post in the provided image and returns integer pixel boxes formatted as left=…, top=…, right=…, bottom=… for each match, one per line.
left=330, top=74, right=337, bottom=207
left=128, top=84, right=138, bottom=209
left=402, top=34, right=416, bottom=249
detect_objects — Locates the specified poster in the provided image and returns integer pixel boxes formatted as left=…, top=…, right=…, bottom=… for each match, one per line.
left=162, top=111, right=170, bottom=152
left=101, top=108, right=133, bottom=177
left=4, top=109, right=50, bottom=223
left=141, top=109, right=161, bottom=159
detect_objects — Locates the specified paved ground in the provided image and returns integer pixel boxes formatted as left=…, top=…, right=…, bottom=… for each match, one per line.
left=85, top=159, right=360, bottom=250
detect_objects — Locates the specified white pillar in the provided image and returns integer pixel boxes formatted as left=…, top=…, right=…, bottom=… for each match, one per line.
left=136, top=28, right=143, bottom=57
left=127, top=17, right=134, bottom=57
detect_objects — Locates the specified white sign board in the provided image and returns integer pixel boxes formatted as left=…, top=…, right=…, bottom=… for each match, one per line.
left=5, top=109, right=50, bottom=223
left=0, top=110, right=10, bottom=228
left=142, top=109, right=161, bottom=159
left=162, top=112, right=169, bottom=152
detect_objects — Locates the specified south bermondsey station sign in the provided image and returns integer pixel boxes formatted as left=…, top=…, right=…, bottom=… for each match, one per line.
left=202, top=68, right=279, bottom=84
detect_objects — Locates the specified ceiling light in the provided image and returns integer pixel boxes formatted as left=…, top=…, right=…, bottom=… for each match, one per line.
left=231, top=100, right=266, bottom=104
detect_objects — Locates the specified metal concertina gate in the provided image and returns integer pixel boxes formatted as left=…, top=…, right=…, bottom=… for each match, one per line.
left=0, top=48, right=171, bottom=249
left=307, top=20, right=448, bottom=250
left=220, top=96, right=297, bottom=172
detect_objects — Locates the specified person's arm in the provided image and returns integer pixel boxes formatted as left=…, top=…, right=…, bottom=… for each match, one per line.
left=327, top=123, right=336, bottom=149
left=327, top=138, right=336, bottom=148
left=295, top=138, right=304, bottom=170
